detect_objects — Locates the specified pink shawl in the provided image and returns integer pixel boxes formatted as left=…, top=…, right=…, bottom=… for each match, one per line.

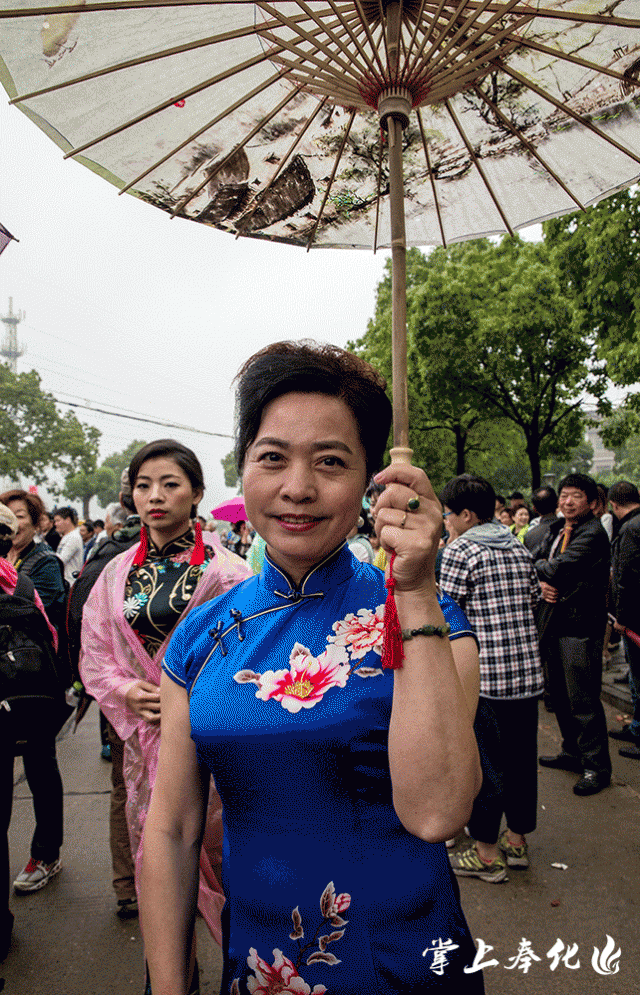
left=79, top=534, right=251, bottom=944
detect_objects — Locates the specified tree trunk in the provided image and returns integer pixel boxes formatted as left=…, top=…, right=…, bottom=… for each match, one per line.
left=454, top=425, right=467, bottom=475
left=83, top=495, right=91, bottom=520
left=526, top=437, right=542, bottom=489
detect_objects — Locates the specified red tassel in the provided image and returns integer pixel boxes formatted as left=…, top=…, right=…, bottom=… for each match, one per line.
left=132, top=526, right=149, bottom=567
left=381, top=552, right=405, bottom=670
left=190, top=520, right=205, bottom=567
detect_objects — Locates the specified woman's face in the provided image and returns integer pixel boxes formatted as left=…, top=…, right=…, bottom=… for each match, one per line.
left=133, top=456, right=202, bottom=543
left=7, top=499, right=36, bottom=552
left=243, top=392, right=368, bottom=584
left=514, top=507, right=530, bottom=528
left=499, top=509, right=513, bottom=527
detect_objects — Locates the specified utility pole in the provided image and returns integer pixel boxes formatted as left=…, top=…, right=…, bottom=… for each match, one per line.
left=1, top=297, right=25, bottom=373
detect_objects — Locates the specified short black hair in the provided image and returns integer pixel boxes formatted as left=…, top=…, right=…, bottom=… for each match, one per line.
left=93, top=519, right=104, bottom=530
left=608, top=480, right=640, bottom=506
left=439, top=474, right=496, bottom=522
left=557, top=472, right=598, bottom=504
left=495, top=495, right=505, bottom=506
left=54, top=506, right=78, bottom=526
left=532, top=486, right=557, bottom=516
left=509, top=491, right=524, bottom=501
left=234, top=340, right=392, bottom=479
left=82, top=520, right=95, bottom=533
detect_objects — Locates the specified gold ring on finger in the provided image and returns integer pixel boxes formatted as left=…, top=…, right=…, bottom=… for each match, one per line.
left=406, top=496, right=420, bottom=512
left=400, top=512, right=407, bottom=528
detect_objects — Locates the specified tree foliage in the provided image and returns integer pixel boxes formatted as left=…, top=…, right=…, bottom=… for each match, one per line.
left=351, top=238, right=605, bottom=488
left=544, top=188, right=640, bottom=396
left=63, top=438, right=146, bottom=516
left=221, top=450, right=241, bottom=492
left=0, top=363, right=99, bottom=486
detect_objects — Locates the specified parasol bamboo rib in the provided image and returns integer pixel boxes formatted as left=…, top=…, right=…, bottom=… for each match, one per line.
left=410, top=11, right=529, bottom=95
left=256, top=2, right=368, bottom=88
left=0, top=0, right=267, bottom=15
left=8, top=17, right=303, bottom=105
left=416, top=0, right=525, bottom=82
left=292, top=0, right=375, bottom=83
left=324, top=0, right=386, bottom=86
left=471, top=84, right=586, bottom=212
left=403, top=0, right=448, bottom=83
left=508, top=37, right=640, bottom=90
left=373, top=130, right=384, bottom=254
left=443, top=2, right=640, bottom=30
left=421, top=0, right=475, bottom=69
left=118, top=63, right=298, bottom=195
left=445, top=98, right=515, bottom=236
left=61, top=47, right=291, bottom=159
left=503, top=65, right=640, bottom=168
left=305, top=108, right=357, bottom=251
left=399, top=0, right=428, bottom=80
left=377, top=0, right=393, bottom=78
left=426, top=0, right=518, bottom=68
left=62, top=8, right=348, bottom=161
left=170, top=85, right=305, bottom=218
left=416, top=108, right=446, bottom=247
left=235, top=94, right=330, bottom=228
left=353, top=0, right=387, bottom=76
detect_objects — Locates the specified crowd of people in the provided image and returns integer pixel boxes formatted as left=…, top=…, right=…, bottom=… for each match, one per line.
left=1, top=341, right=638, bottom=993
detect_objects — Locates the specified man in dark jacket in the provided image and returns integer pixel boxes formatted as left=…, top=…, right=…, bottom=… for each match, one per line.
left=536, top=473, right=611, bottom=796
left=608, top=481, right=640, bottom=759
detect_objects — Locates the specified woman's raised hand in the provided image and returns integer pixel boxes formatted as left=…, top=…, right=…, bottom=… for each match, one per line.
left=373, top=464, right=441, bottom=594
left=125, top=679, right=161, bottom=724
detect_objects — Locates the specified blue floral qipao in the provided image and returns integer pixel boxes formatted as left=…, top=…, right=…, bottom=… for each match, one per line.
left=164, top=544, right=484, bottom=995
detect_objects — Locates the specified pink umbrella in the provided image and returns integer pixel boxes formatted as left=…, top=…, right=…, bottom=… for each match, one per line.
left=211, top=498, right=246, bottom=525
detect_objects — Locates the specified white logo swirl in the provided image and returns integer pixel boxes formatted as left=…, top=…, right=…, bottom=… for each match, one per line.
left=591, top=935, right=621, bottom=975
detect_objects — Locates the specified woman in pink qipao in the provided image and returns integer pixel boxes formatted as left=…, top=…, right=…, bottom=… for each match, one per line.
left=80, top=441, right=251, bottom=944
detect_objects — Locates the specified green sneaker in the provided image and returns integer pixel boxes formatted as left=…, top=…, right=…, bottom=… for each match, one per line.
left=449, top=843, right=507, bottom=883
left=498, top=830, right=529, bottom=868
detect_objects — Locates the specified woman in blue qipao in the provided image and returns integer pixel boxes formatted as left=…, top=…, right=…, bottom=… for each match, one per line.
left=141, top=342, right=484, bottom=995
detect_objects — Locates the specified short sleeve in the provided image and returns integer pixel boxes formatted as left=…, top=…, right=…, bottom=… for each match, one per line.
left=439, top=589, right=478, bottom=646
left=162, top=619, right=188, bottom=687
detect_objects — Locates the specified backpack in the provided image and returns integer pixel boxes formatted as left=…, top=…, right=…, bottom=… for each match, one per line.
left=19, top=541, right=71, bottom=682
left=0, top=573, right=72, bottom=755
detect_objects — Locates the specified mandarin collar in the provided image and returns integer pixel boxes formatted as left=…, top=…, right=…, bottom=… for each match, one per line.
left=147, top=527, right=194, bottom=560
left=259, top=542, right=357, bottom=600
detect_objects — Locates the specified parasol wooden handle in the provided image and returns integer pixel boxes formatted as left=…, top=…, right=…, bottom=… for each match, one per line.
left=389, top=446, right=413, bottom=465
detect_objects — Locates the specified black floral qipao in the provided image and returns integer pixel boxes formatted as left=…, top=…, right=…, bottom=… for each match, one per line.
left=123, top=529, right=215, bottom=657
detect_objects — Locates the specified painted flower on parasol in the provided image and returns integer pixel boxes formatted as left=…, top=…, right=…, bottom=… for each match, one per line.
left=2, top=1, right=640, bottom=454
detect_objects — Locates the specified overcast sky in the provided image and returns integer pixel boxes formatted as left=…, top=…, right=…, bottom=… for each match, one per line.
left=1, top=96, right=392, bottom=514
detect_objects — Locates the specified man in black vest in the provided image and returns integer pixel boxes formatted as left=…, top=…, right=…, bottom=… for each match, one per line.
left=536, top=473, right=611, bottom=796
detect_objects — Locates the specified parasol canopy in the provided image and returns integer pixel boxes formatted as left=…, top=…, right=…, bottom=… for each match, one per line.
left=2, top=2, right=640, bottom=450
left=211, top=496, right=247, bottom=523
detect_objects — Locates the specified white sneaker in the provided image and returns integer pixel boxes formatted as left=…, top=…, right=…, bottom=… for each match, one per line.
left=13, top=857, right=62, bottom=893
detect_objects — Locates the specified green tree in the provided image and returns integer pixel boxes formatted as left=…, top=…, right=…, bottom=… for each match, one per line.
left=63, top=438, right=147, bottom=517
left=0, top=363, right=100, bottom=485
left=221, top=450, right=241, bottom=491
left=544, top=188, right=640, bottom=401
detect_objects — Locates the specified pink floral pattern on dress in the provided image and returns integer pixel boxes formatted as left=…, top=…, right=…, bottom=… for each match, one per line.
left=233, top=607, right=386, bottom=711
left=252, top=644, right=349, bottom=714
left=327, top=606, right=385, bottom=659
left=243, top=948, right=327, bottom=995
left=233, top=882, right=351, bottom=994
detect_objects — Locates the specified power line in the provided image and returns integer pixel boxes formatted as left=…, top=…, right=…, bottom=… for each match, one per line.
left=55, top=398, right=233, bottom=439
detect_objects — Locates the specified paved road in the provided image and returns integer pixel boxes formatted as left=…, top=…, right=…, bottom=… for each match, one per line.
left=2, top=657, right=638, bottom=995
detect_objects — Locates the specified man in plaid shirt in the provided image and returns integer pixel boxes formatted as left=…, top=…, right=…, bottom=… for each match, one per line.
left=440, top=474, right=543, bottom=883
